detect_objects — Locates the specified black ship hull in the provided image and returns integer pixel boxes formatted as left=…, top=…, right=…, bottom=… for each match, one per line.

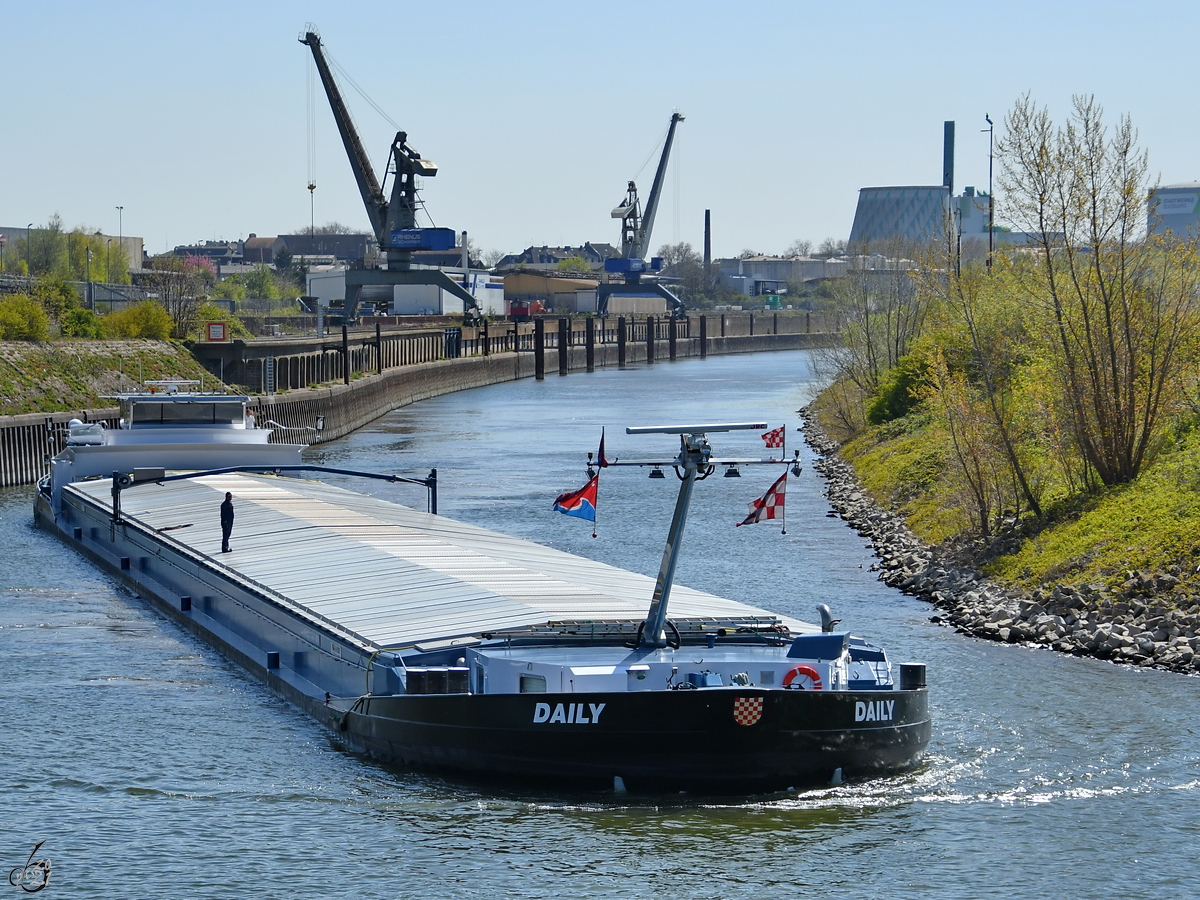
left=338, top=688, right=930, bottom=791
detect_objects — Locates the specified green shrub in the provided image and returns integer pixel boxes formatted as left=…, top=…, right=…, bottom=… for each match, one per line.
left=0, top=294, right=50, bottom=340
left=60, top=307, right=104, bottom=338
left=866, top=353, right=928, bottom=425
left=103, top=300, right=174, bottom=339
left=32, top=274, right=79, bottom=319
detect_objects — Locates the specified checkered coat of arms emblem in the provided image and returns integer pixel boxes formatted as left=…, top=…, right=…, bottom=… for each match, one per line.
left=733, top=696, right=764, bottom=726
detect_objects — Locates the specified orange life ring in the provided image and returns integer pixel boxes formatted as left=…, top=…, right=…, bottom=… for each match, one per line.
left=782, top=664, right=823, bottom=690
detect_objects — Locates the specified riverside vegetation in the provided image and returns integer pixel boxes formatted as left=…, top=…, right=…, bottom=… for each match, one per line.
left=0, top=340, right=221, bottom=415
left=808, top=94, right=1200, bottom=675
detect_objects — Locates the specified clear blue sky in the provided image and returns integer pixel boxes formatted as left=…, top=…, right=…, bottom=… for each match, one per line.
left=4, top=0, right=1198, bottom=260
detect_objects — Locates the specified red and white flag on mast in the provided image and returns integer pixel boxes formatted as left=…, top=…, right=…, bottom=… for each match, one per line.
left=736, top=471, right=787, bottom=526
left=760, top=426, right=785, bottom=449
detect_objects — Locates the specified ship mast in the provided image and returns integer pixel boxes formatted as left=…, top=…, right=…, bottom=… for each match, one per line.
left=618, top=422, right=793, bottom=649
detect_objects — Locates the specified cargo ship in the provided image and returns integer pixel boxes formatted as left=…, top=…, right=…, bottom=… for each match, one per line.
left=35, top=385, right=929, bottom=792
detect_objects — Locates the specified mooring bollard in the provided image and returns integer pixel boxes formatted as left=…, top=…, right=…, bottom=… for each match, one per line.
left=586, top=317, right=595, bottom=372
left=534, top=318, right=545, bottom=380
left=342, top=325, right=350, bottom=384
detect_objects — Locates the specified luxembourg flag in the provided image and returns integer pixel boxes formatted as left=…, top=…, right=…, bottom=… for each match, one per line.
left=554, top=474, right=599, bottom=523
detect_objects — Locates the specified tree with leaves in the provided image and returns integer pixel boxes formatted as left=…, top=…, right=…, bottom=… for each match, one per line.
left=554, top=256, right=591, bottom=274
left=0, top=294, right=50, bottom=340
left=244, top=264, right=278, bottom=300
left=999, top=94, right=1200, bottom=487
left=917, top=249, right=1045, bottom=521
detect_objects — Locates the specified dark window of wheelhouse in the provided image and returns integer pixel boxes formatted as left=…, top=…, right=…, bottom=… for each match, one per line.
left=519, top=674, right=547, bottom=693
left=130, top=401, right=244, bottom=426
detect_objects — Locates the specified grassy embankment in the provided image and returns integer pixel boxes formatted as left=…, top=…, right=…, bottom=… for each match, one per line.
left=0, top=340, right=221, bottom=416
left=810, top=395, right=1200, bottom=607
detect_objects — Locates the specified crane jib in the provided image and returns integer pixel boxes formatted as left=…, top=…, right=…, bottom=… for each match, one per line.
left=300, top=26, right=481, bottom=325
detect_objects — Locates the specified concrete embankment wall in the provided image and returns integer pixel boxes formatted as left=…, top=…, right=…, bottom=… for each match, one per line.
left=247, top=330, right=832, bottom=443
left=1, top=325, right=835, bottom=486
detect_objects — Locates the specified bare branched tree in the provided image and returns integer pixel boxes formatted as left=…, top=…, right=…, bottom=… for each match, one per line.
left=141, top=256, right=208, bottom=339
left=999, top=94, right=1200, bottom=486
left=918, top=237, right=1045, bottom=520
left=923, top=350, right=1007, bottom=537
left=481, top=249, right=507, bottom=269
left=828, top=239, right=928, bottom=397
left=656, top=242, right=704, bottom=292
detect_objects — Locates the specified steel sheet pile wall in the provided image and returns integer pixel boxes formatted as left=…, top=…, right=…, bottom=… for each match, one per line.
left=0, top=409, right=119, bottom=488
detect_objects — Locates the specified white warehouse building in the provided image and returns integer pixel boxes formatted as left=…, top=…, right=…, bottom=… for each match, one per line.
left=306, top=267, right=505, bottom=316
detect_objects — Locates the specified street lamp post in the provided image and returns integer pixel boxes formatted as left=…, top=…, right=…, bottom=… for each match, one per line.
left=984, top=114, right=994, bottom=272
left=26, top=223, right=33, bottom=274
left=116, top=206, right=124, bottom=278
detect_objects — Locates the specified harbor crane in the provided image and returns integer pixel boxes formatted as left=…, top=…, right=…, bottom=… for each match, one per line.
left=597, top=112, right=686, bottom=318
left=300, top=27, right=481, bottom=324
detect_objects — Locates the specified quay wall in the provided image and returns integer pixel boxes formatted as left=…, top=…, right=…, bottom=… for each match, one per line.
left=1, top=318, right=836, bottom=486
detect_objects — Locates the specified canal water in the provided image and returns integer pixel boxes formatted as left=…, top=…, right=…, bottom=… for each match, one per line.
left=2, top=350, right=1196, bottom=898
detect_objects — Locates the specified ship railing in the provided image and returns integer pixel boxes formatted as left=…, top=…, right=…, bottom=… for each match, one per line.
left=849, top=659, right=893, bottom=686
left=478, top=616, right=796, bottom=646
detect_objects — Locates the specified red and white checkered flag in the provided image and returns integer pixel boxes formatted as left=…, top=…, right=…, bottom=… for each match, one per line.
left=736, top=471, right=787, bottom=526
left=760, top=426, right=785, bottom=449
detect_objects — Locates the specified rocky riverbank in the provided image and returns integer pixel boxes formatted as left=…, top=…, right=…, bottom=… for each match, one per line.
left=801, top=410, right=1200, bottom=676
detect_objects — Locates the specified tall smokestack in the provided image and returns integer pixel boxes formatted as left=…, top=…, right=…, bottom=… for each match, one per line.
left=703, top=209, right=711, bottom=283
left=943, top=121, right=955, bottom=195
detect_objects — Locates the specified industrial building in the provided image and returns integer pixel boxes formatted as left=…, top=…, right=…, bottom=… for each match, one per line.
left=719, top=256, right=849, bottom=296
left=847, top=121, right=993, bottom=252
left=1147, top=183, right=1200, bottom=238
left=494, top=243, right=618, bottom=272
left=848, top=185, right=952, bottom=247
left=306, top=267, right=504, bottom=317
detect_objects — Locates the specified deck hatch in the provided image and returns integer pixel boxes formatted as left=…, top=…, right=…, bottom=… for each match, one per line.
left=69, top=474, right=807, bottom=648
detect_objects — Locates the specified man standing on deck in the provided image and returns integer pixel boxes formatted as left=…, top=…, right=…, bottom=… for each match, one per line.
left=220, top=492, right=234, bottom=553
